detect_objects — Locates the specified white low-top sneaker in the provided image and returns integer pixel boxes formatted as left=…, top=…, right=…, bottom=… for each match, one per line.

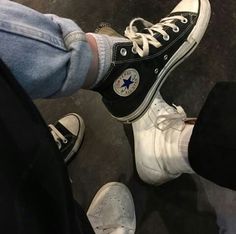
left=87, top=182, right=136, bottom=234
left=133, top=93, right=194, bottom=185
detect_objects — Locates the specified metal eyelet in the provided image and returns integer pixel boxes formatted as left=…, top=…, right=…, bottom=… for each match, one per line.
left=164, top=54, right=168, bottom=60
left=120, top=48, right=127, bottom=56
left=181, top=18, right=188, bottom=24
left=154, top=68, right=159, bottom=74
left=163, top=34, right=170, bottom=41
left=131, top=47, right=137, bottom=54
left=173, top=27, right=180, bottom=33
left=63, top=138, right=68, bottom=144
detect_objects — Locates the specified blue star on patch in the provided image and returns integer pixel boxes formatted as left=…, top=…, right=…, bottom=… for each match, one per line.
left=121, top=76, right=134, bottom=90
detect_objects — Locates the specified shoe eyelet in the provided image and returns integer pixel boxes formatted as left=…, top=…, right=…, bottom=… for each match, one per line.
left=181, top=18, right=188, bottom=24
left=120, top=48, right=127, bottom=56
left=154, top=68, right=159, bottom=74
left=63, top=139, right=68, bottom=144
left=131, top=47, right=137, bottom=54
left=164, top=54, right=168, bottom=60
left=173, top=27, right=180, bottom=33
left=163, top=34, right=170, bottom=41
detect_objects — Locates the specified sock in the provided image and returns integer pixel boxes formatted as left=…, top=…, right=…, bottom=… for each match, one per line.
left=86, top=33, right=129, bottom=88
left=179, top=124, right=195, bottom=173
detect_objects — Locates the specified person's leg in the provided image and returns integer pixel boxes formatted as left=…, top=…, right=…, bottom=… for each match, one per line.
left=188, top=82, right=236, bottom=190
left=0, top=59, right=94, bottom=234
left=0, top=59, right=137, bottom=234
left=132, top=82, right=236, bottom=191
left=0, top=0, right=93, bottom=98
left=0, top=0, right=210, bottom=123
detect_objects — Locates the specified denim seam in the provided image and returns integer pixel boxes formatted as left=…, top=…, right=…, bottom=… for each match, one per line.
left=64, top=31, right=87, bottom=49
left=0, top=19, right=67, bottom=51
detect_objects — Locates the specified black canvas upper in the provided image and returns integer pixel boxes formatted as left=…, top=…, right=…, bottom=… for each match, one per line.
left=53, top=121, right=78, bottom=162
left=94, top=12, right=198, bottom=119
left=0, top=59, right=94, bottom=234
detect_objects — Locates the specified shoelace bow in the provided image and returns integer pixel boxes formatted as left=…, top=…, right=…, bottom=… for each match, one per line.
left=49, top=124, right=68, bottom=149
left=124, top=16, right=186, bottom=57
left=154, top=105, right=187, bottom=131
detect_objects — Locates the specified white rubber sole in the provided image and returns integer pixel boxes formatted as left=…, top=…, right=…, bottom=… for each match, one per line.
left=116, top=0, right=211, bottom=124
left=136, top=159, right=181, bottom=186
left=64, top=113, right=85, bottom=163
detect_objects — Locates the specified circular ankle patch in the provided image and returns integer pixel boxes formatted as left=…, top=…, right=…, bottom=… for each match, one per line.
left=113, top=68, right=140, bottom=97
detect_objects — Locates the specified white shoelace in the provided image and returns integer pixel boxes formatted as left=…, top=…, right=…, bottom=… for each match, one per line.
left=153, top=104, right=196, bottom=131
left=124, top=16, right=186, bottom=57
left=154, top=105, right=187, bottom=131
left=49, top=124, right=68, bottom=149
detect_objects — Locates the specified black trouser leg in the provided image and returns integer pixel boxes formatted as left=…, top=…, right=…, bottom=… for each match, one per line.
left=0, top=60, right=94, bottom=234
left=189, top=82, right=236, bottom=191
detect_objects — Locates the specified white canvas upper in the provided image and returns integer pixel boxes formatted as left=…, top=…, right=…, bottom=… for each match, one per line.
left=133, top=93, right=193, bottom=185
left=87, top=182, right=136, bottom=234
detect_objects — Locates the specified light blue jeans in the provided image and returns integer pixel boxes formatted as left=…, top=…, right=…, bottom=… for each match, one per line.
left=0, top=0, right=92, bottom=99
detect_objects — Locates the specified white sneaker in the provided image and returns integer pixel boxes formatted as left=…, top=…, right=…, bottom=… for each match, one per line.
left=87, top=182, right=136, bottom=234
left=132, top=93, right=194, bottom=185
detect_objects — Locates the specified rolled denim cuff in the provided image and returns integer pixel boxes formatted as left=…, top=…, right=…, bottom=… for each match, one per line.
left=0, top=1, right=92, bottom=99
left=45, top=14, right=92, bottom=97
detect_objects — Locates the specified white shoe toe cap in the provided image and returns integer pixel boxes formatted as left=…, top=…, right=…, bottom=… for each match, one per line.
left=172, top=0, right=199, bottom=14
left=59, top=113, right=83, bottom=136
left=87, top=182, right=136, bottom=233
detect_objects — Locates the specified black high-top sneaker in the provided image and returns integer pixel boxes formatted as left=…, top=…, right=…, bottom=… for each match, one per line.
left=49, top=113, right=85, bottom=163
left=94, top=0, right=211, bottom=123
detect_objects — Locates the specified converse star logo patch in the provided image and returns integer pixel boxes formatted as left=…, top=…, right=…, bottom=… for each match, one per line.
left=113, top=69, right=140, bottom=97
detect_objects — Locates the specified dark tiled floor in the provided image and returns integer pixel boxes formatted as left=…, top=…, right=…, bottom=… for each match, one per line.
left=15, top=0, right=236, bottom=233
